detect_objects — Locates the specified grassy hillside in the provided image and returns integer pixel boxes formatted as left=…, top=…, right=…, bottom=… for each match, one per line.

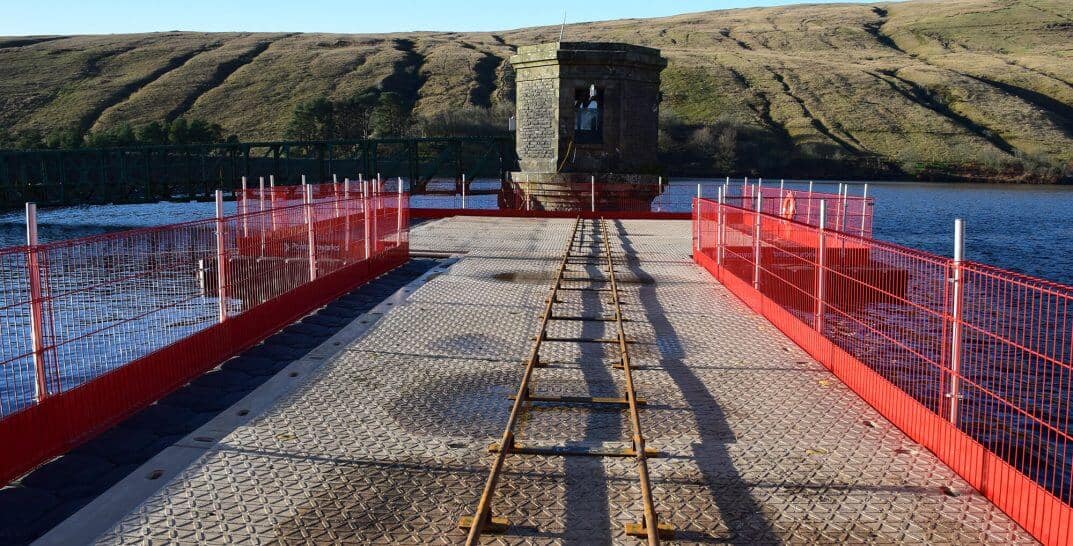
left=1, top=0, right=1072, bottom=181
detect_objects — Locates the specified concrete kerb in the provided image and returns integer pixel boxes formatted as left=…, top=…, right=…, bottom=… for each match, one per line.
left=34, top=256, right=461, bottom=546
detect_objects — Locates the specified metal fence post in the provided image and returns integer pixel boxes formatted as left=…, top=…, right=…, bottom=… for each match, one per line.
left=305, top=184, right=318, bottom=281
left=815, top=200, right=827, bottom=332
left=363, top=179, right=372, bottom=260
left=397, top=177, right=404, bottom=247
left=859, top=183, right=869, bottom=237
left=343, top=178, right=351, bottom=262
left=240, top=176, right=248, bottom=237
left=461, top=173, right=467, bottom=209
left=258, top=177, right=266, bottom=256
left=214, top=191, right=228, bottom=323
left=947, top=218, right=966, bottom=426
left=836, top=184, right=845, bottom=232
left=268, top=174, right=277, bottom=232
left=25, top=203, right=51, bottom=401
left=694, top=184, right=702, bottom=252
left=753, top=193, right=763, bottom=290
left=716, top=186, right=724, bottom=268
left=333, top=178, right=341, bottom=220
left=806, top=180, right=814, bottom=225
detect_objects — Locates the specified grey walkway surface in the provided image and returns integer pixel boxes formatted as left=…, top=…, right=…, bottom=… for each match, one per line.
left=73, top=217, right=1032, bottom=544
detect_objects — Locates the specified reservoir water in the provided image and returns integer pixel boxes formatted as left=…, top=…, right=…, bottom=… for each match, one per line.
left=1, top=179, right=1071, bottom=283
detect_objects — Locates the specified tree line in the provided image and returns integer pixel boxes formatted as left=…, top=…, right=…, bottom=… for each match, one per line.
left=283, top=88, right=512, bottom=140
left=0, top=118, right=233, bottom=150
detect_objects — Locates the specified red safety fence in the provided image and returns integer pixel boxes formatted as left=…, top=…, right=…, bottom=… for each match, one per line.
left=404, top=178, right=691, bottom=219
left=0, top=189, right=408, bottom=486
left=729, top=184, right=874, bottom=238
left=343, top=175, right=871, bottom=224
left=694, top=197, right=1071, bottom=545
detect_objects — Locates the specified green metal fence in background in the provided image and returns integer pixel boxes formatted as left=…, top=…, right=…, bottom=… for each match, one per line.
left=0, top=136, right=515, bottom=210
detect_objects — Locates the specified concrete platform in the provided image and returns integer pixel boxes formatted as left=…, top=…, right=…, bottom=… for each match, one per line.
left=53, top=217, right=1033, bottom=544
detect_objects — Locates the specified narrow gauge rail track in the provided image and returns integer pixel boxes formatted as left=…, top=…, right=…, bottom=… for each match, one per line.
left=460, top=218, right=671, bottom=544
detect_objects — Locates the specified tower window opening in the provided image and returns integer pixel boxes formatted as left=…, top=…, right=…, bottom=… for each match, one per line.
left=574, top=86, right=603, bottom=144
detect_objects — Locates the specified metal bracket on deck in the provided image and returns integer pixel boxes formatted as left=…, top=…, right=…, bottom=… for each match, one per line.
left=458, top=514, right=509, bottom=534
left=488, top=442, right=660, bottom=458
left=624, top=520, right=675, bottom=539
left=510, top=393, right=646, bottom=406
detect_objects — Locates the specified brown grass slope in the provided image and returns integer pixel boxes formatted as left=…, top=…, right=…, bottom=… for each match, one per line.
left=1, top=0, right=1071, bottom=177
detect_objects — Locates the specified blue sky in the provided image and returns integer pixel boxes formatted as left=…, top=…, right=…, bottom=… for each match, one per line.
left=1, top=0, right=879, bottom=36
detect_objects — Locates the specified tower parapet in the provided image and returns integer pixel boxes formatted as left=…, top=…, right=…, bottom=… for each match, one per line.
left=509, top=42, right=667, bottom=210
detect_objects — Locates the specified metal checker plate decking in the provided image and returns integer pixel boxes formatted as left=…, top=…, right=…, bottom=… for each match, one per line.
left=93, top=217, right=1035, bottom=545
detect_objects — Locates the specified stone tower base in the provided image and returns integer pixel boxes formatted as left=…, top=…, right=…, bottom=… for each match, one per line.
left=502, top=172, right=661, bottom=212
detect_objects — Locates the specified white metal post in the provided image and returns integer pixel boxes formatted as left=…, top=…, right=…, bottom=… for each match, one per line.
left=240, top=176, right=248, bottom=237
left=397, top=177, right=404, bottom=247
left=756, top=178, right=763, bottom=214
left=268, top=174, right=277, bottom=232
left=947, top=218, right=966, bottom=426
left=719, top=187, right=727, bottom=267
left=840, top=184, right=849, bottom=232
left=591, top=175, right=596, bottom=212
left=214, top=191, right=228, bottom=324
left=779, top=179, right=785, bottom=200
left=25, top=203, right=50, bottom=401
left=716, top=186, right=725, bottom=267
left=363, top=180, right=372, bottom=260
left=258, top=176, right=266, bottom=256
left=305, top=184, right=318, bottom=281
left=692, top=183, right=702, bottom=253
left=461, top=173, right=467, bottom=209
left=343, top=178, right=351, bottom=262
left=815, top=201, right=827, bottom=332
left=806, top=180, right=814, bottom=224
left=859, top=183, right=869, bottom=237
left=333, top=179, right=341, bottom=220
left=372, top=175, right=381, bottom=255
left=753, top=194, right=763, bottom=290
left=834, top=183, right=842, bottom=231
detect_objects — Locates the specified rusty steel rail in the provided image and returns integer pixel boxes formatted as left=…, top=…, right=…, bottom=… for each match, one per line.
left=600, top=219, right=668, bottom=543
left=460, top=218, right=669, bottom=544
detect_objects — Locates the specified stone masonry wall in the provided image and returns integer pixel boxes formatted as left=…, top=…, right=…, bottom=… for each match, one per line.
left=516, top=74, right=558, bottom=172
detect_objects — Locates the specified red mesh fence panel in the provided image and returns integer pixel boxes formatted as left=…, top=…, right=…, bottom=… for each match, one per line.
left=693, top=197, right=1071, bottom=545
left=0, top=189, right=408, bottom=485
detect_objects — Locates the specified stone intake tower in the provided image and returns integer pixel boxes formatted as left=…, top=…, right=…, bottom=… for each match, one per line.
left=509, top=42, right=667, bottom=210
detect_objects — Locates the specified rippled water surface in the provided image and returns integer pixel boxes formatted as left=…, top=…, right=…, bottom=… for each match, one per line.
left=2, top=179, right=1071, bottom=283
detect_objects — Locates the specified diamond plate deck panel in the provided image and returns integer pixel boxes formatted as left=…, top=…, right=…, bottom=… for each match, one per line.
left=91, top=216, right=1034, bottom=545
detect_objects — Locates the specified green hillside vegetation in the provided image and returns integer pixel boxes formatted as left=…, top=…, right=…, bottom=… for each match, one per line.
left=1, top=0, right=1072, bottom=182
